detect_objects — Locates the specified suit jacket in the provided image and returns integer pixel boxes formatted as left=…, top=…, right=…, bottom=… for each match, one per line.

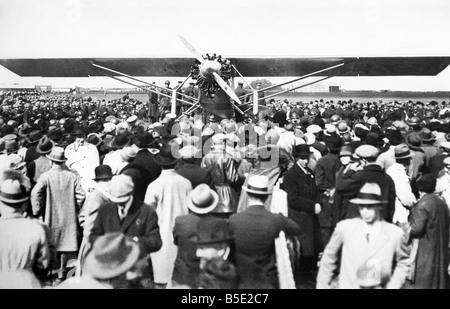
left=315, top=153, right=342, bottom=228
left=132, top=148, right=162, bottom=185
left=282, top=163, right=323, bottom=257
left=171, top=213, right=209, bottom=288
left=175, top=159, right=214, bottom=189
left=229, top=206, right=301, bottom=288
left=317, top=219, right=409, bottom=289
left=90, top=197, right=162, bottom=259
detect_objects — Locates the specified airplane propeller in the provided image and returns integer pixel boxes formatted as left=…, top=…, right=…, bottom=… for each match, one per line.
left=178, top=35, right=242, bottom=106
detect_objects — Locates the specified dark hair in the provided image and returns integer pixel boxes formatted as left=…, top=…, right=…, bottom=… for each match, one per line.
left=417, top=173, right=436, bottom=193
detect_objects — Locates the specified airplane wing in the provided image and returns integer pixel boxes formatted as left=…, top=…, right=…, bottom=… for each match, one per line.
left=1, top=56, right=450, bottom=77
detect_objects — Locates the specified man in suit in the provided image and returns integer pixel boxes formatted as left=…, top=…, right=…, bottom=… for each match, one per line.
left=317, top=182, right=410, bottom=289
left=315, top=134, right=343, bottom=247
left=31, top=146, right=86, bottom=284
left=229, top=175, right=301, bottom=288
left=282, top=144, right=323, bottom=285
left=171, top=183, right=219, bottom=288
left=90, top=174, right=162, bottom=288
left=0, top=170, right=50, bottom=288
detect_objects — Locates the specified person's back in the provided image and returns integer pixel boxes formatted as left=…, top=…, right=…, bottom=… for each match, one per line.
left=31, top=147, right=86, bottom=253
left=229, top=207, right=300, bottom=288
left=409, top=174, right=450, bottom=289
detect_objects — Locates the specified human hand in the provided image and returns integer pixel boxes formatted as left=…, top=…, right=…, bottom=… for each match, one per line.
left=315, top=203, right=322, bottom=214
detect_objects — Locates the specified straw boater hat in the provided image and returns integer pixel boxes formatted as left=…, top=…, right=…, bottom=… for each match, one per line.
left=83, top=232, right=140, bottom=280
left=187, top=184, right=219, bottom=214
left=242, top=175, right=273, bottom=196
left=349, top=182, right=387, bottom=205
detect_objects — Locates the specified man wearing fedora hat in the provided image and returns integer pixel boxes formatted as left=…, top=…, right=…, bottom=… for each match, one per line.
left=91, top=174, right=162, bottom=289
left=56, top=232, right=141, bottom=289
left=171, top=184, right=219, bottom=288
left=77, top=165, right=114, bottom=264
left=190, top=216, right=235, bottom=272
left=0, top=170, right=51, bottom=288
left=404, top=131, right=426, bottom=183
left=282, top=143, right=323, bottom=283
left=386, top=143, right=417, bottom=225
left=317, top=182, right=410, bottom=289
left=144, top=139, right=192, bottom=289
left=26, top=136, right=54, bottom=186
left=31, top=146, right=86, bottom=284
left=315, top=134, right=343, bottom=246
left=24, top=129, right=43, bottom=165
left=229, top=175, right=301, bottom=288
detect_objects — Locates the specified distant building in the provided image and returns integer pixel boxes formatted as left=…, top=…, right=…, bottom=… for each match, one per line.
left=329, top=85, right=340, bottom=93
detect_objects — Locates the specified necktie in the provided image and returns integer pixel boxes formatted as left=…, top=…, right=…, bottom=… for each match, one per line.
left=366, top=233, right=370, bottom=244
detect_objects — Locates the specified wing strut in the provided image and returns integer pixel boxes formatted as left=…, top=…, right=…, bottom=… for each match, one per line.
left=92, top=62, right=197, bottom=107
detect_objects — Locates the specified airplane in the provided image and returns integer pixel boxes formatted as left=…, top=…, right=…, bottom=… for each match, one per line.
left=1, top=36, right=450, bottom=122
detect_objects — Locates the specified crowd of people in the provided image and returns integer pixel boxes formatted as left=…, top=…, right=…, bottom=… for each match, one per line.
left=1, top=87, right=450, bottom=289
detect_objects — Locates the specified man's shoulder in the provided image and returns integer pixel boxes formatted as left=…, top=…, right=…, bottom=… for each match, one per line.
left=380, top=221, right=404, bottom=237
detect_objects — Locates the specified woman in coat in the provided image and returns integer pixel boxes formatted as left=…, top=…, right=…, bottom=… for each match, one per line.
left=408, top=174, right=450, bottom=289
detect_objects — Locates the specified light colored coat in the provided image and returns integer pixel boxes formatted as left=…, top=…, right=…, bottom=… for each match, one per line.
left=386, top=163, right=417, bottom=223
left=317, top=218, right=410, bottom=289
left=0, top=214, right=50, bottom=273
left=64, top=142, right=99, bottom=192
left=31, top=165, right=86, bottom=252
left=144, top=169, right=192, bottom=284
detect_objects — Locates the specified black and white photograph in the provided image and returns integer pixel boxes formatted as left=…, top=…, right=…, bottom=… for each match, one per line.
left=1, top=0, right=450, bottom=292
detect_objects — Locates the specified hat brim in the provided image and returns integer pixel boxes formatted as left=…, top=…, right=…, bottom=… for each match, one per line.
left=349, top=198, right=388, bottom=205
left=0, top=195, right=29, bottom=204
left=154, top=154, right=179, bottom=166
left=93, top=175, right=113, bottom=181
left=189, top=235, right=235, bottom=245
left=107, top=138, right=130, bottom=149
left=293, top=152, right=312, bottom=158
left=83, top=238, right=140, bottom=280
left=395, top=154, right=413, bottom=160
left=36, top=142, right=55, bottom=154
left=187, top=190, right=219, bottom=214
left=241, top=186, right=272, bottom=195
left=45, top=154, right=66, bottom=163
left=109, top=195, right=131, bottom=204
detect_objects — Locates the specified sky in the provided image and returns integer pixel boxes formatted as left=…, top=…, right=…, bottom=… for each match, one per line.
left=1, top=0, right=450, bottom=91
